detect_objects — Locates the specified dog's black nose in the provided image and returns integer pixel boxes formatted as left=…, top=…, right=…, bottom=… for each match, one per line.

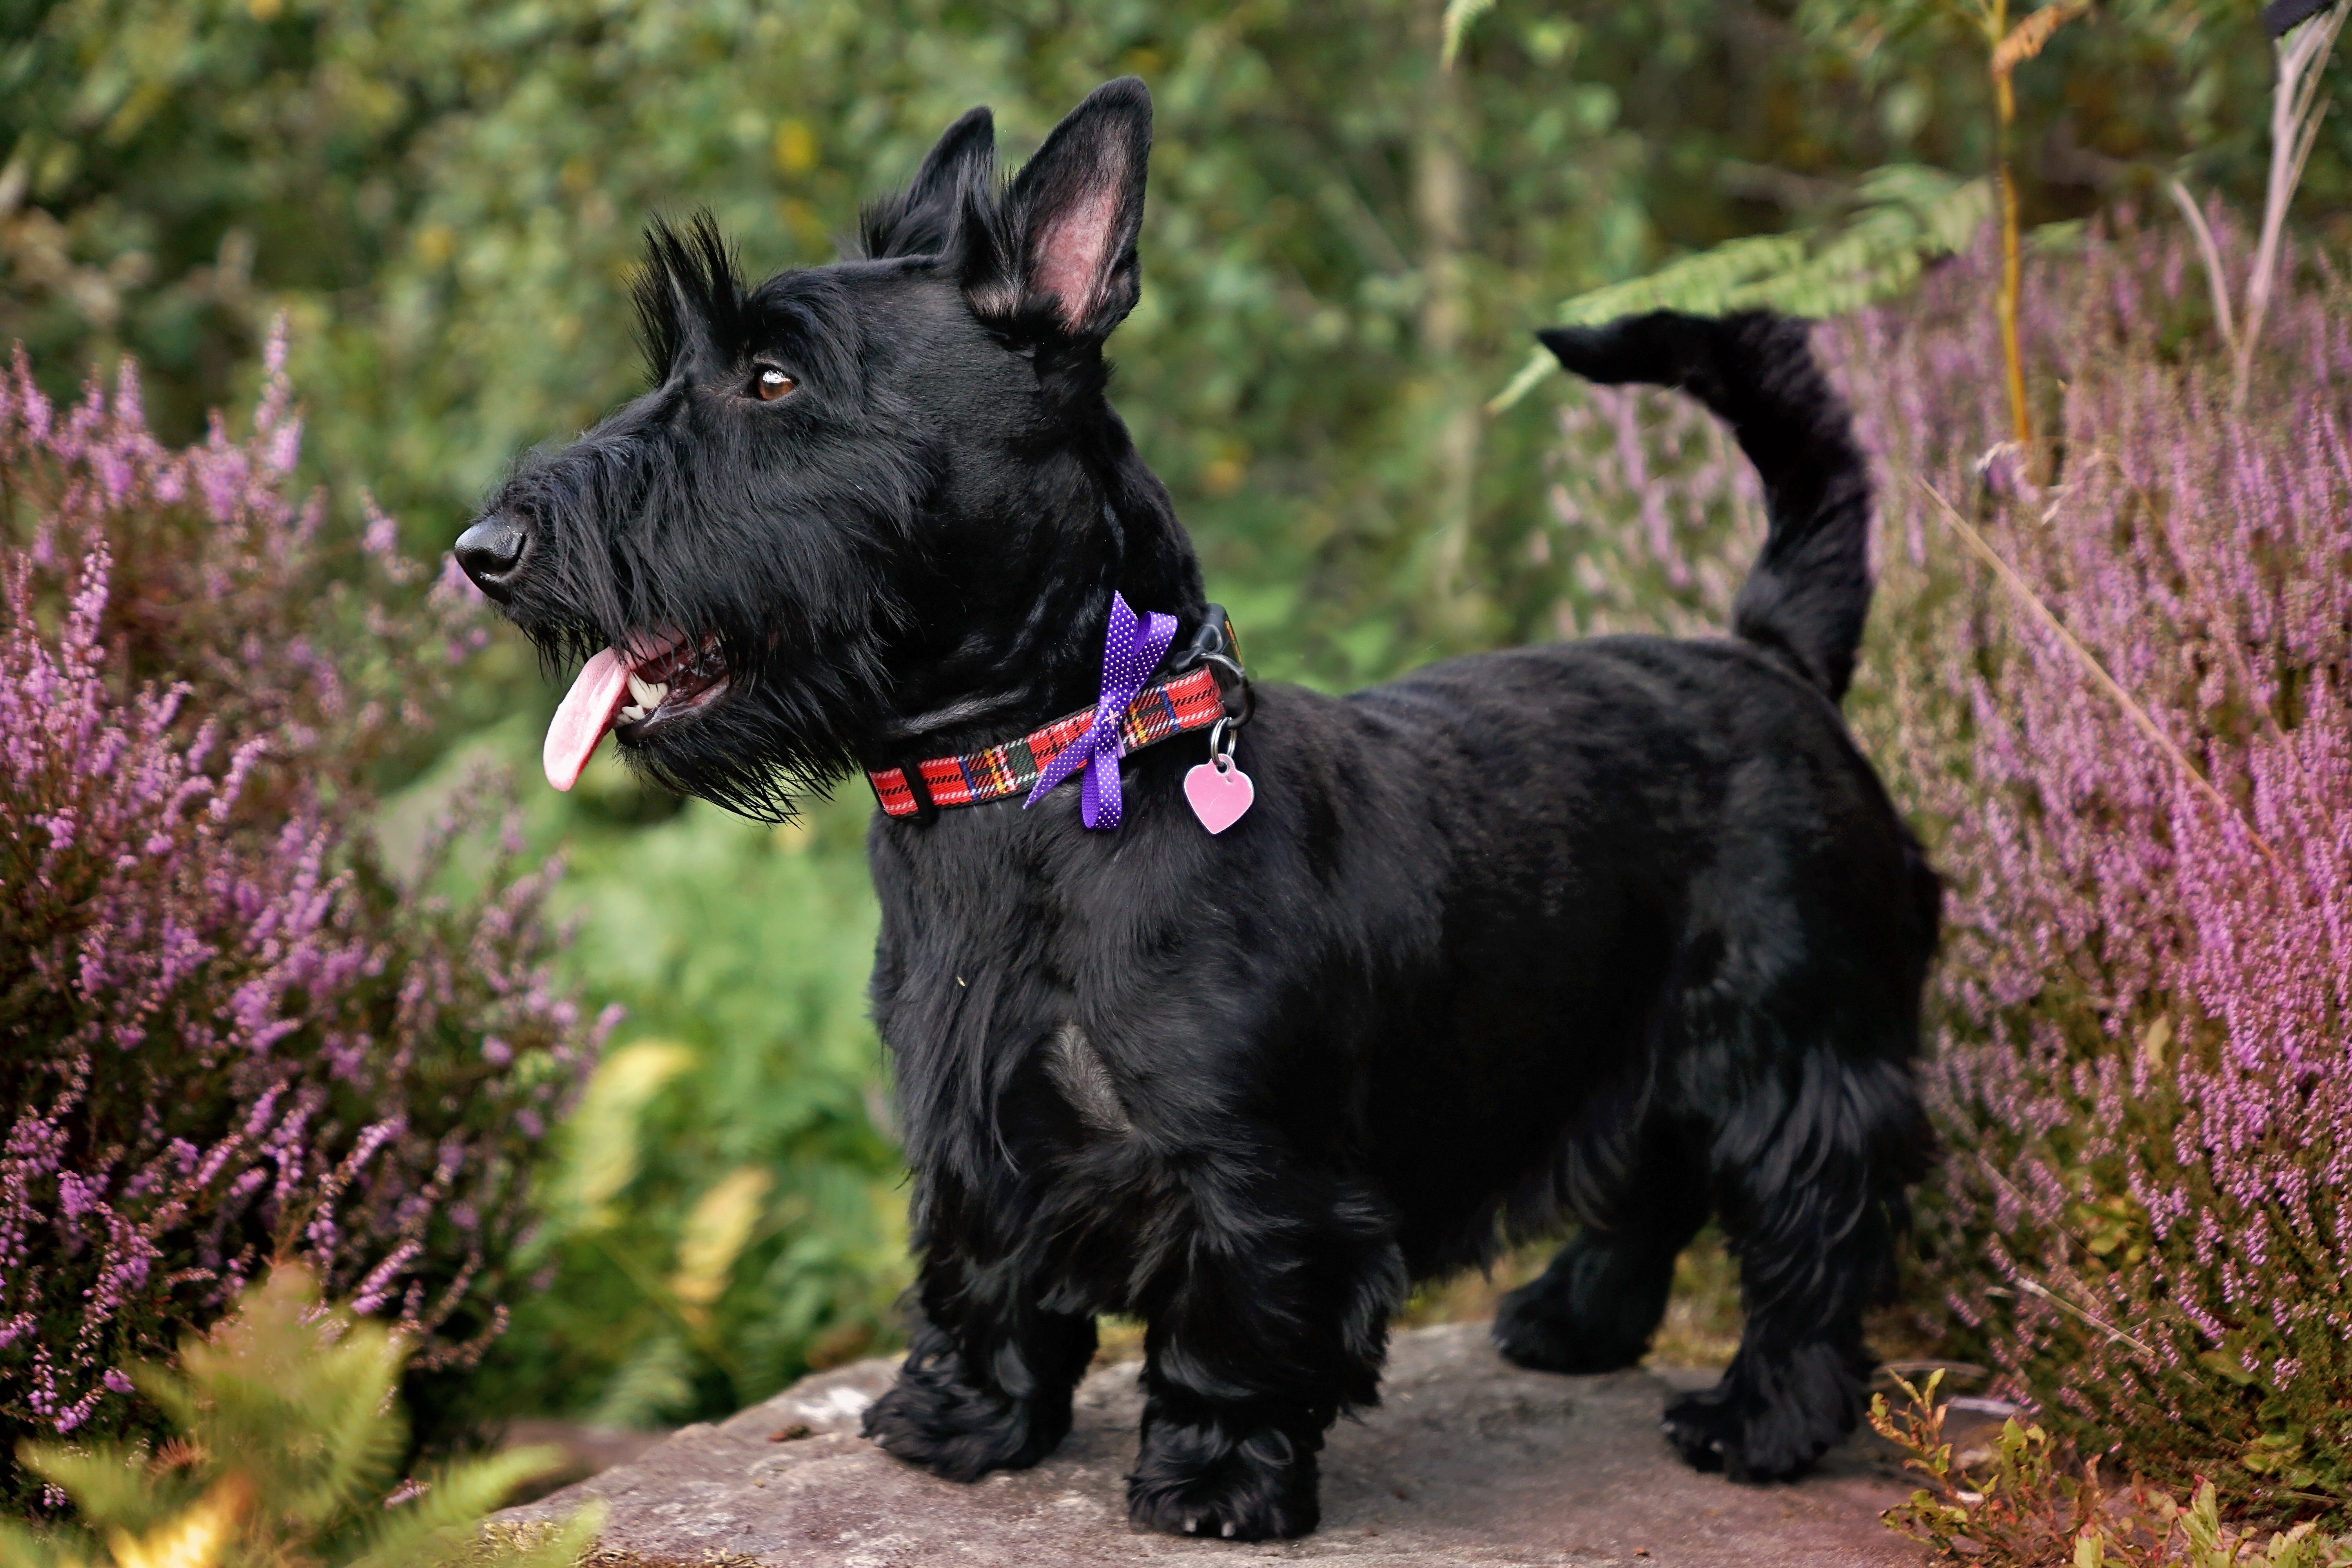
left=454, top=513, right=528, bottom=602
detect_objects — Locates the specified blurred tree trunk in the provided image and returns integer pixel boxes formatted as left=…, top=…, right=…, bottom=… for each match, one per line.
left=1416, top=15, right=1485, bottom=637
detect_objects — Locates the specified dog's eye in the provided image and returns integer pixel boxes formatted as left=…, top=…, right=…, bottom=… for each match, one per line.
left=753, top=368, right=797, bottom=401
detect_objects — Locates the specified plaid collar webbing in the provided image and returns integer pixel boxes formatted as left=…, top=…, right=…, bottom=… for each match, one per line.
left=867, top=664, right=1226, bottom=820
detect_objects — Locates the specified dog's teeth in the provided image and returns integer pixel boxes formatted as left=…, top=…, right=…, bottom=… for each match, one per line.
left=1221, top=1521, right=1236, bottom=1538
left=619, top=703, right=647, bottom=722
left=1183, top=1517, right=1199, bottom=1534
left=627, top=673, right=668, bottom=708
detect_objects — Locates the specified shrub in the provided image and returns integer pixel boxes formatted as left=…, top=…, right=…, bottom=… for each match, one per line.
left=1825, top=218, right=2352, bottom=1520
left=0, top=333, right=608, bottom=1497
left=0, top=1263, right=598, bottom=1568
left=480, top=788, right=911, bottom=1430
left=1869, top=1372, right=2352, bottom=1567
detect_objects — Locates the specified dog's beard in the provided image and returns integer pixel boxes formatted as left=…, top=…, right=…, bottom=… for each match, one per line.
left=519, top=610, right=890, bottom=820
left=508, top=549, right=909, bottom=818
left=486, top=426, right=920, bottom=820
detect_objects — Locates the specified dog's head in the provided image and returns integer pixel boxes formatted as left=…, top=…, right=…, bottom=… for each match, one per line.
left=456, top=78, right=1196, bottom=818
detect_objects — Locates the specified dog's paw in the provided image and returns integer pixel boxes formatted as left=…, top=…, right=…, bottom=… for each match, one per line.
left=1660, top=1384, right=1739, bottom=1475
left=861, top=1359, right=1068, bottom=1482
left=1128, top=1422, right=1320, bottom=1541
left=1660, top=1383, right=1837, bottom=1483
left=1491, top=1282, right=1648, bottom=1375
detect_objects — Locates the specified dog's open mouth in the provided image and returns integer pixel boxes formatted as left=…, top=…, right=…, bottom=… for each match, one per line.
left=543, top=630, right=730, bottom=791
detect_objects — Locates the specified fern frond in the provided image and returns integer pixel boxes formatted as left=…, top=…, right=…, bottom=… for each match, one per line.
left=1441, top=0, right=1497, bottom=67
left=586, top=1334, right=695, bottom=1431
left=10, top=1449, right=200, bottom=1541
left=0, top=1514, right=101, bottom=1568
left=344, top=1450, right=575, bottom=1568
left=1492, top=166, right=1992, bottom=412
left=103, top=1476, right=249, bottom=1568
left=540, top=1040, right=697, bottom=1241
left=13, top=1267, right=596, bottom=1568
left=669, top=1167, right=774, bottom=1312
left=163, top=1270, right=407, bottom=1530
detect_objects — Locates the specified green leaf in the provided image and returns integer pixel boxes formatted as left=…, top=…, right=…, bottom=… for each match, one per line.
left=2198, top=1345, right=2264, bottom=1388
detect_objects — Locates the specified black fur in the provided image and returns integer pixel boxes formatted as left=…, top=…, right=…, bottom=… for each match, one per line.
left=462, top=78, right=1940, bottom=1539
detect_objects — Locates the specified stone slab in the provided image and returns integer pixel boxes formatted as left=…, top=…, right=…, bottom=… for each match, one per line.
left=498, top=1322, right=1923, bottom=1567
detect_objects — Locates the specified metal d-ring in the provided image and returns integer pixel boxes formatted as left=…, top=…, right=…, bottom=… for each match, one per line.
left=1205, top=715, right=1241, bottom=773
left=1196, top=650, right=1247, bottom=687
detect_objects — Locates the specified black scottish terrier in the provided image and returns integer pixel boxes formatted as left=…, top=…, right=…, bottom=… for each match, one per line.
left=457, top=78, right=1939, bottom=1541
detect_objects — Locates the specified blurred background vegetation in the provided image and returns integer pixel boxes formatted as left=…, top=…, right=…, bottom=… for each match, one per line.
left=4, top=0, right=2346, bottom=1434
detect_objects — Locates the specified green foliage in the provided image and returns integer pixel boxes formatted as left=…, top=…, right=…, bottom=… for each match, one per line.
left=1870, top=1373, right=2352, bottom=1568
left=2, top=0, right=1666, bottom=681
left=1791, top=0, right=2352, bottom=213
left=8, top=0, right=2343, bottom=679
left=1492, top=165, right=1994, bottom=410
left=0, top=1266, right=598, bottom=1568
left=1870, top=1370, right=2099, bottom=1568
left=383, top=732, right=907, bottom=1428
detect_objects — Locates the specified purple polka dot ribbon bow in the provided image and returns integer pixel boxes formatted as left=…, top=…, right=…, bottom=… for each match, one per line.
left=1024, top=591, right=1177, bottom=830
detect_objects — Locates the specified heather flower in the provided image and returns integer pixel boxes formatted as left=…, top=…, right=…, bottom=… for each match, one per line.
left=1829, top=216, right=2352, bottom=1519
left=0, top=332, right=604, bottom=1497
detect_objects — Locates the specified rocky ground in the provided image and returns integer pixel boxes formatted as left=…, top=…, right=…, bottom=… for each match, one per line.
left=495, top=1321, right=1933, bottom=1566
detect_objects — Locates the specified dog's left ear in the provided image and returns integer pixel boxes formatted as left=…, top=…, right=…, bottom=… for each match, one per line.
left=863, top=106, right=996, bottom=260
left=973, top=77, right=1151, bottom=343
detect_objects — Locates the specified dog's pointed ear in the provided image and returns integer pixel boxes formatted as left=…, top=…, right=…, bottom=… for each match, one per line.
left=635, top=213, right=740, bottom=381
left=973, top=77, right=1151, bottom=342
left=910, top=106, right=997, bottom=206
left=862, top=106, right=995, bottom=260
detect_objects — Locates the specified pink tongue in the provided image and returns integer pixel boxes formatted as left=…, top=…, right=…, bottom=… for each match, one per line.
left=544, top=648, right=632, bottom=791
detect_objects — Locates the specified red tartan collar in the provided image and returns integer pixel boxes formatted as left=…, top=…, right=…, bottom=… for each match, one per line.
left=867, top=664, right=1225, bottom=818
left=867, top=609, right=1244, bottom=820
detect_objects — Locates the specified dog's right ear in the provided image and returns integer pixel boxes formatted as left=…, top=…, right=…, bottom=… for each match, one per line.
left=965, top=77, right=1151, bottom=344
left=860, top=106, right=996, bottom=261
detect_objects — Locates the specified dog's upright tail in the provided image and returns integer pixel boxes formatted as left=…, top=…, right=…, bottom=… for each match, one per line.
left=1539, top=311, right=1872, bottom=704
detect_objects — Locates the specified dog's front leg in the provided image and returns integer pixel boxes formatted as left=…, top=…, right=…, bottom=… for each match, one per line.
left=1125, top=1157, right=1405, bottom=1541
left=861, top=1240, right=1098, bottom=1482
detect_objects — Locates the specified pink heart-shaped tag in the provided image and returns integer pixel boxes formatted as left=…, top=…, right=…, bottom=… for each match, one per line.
left=1183, top=759, right=1255, bottom=834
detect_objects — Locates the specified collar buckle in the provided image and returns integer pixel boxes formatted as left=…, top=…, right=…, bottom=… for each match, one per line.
left=1172, top=603, right=1252, bottom=728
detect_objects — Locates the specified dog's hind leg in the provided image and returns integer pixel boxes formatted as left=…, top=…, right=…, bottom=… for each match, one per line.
left=1492, top=1119, right=1711, bottom=1374
left=861, top=1221, right=1099, bottom=1481
left=1661, top=1046, right=1929, bottom=1483
left=1125, top=1158, right=1406, bottom=1541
